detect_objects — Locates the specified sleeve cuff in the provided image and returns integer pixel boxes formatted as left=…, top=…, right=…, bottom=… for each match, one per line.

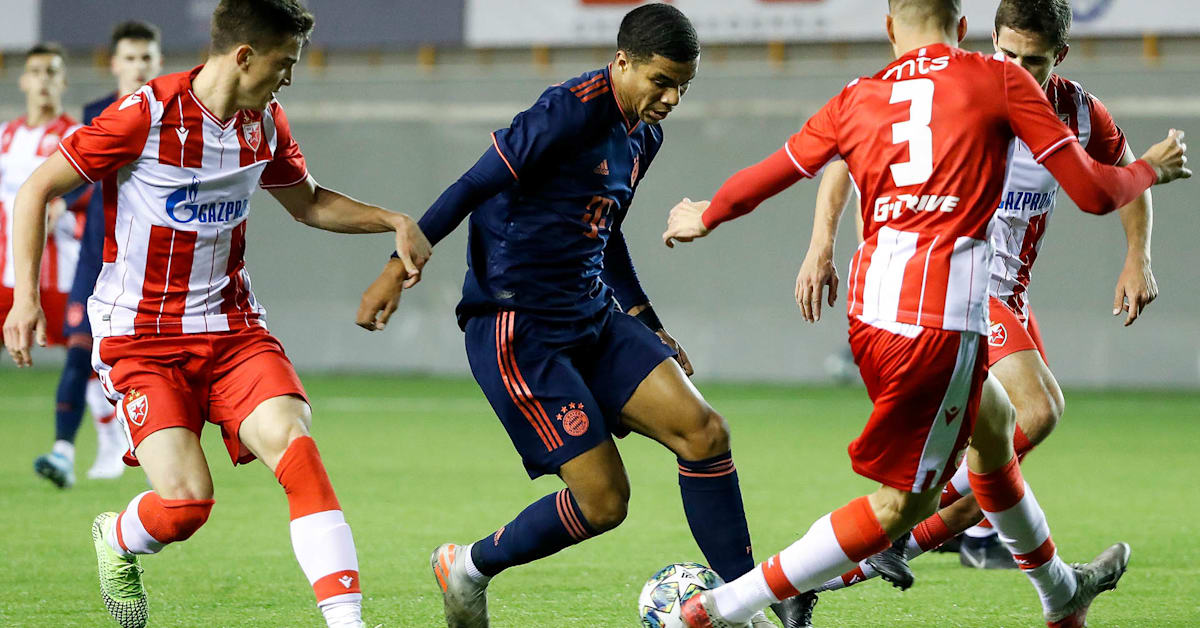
left=58, top=142, right=95, bottom=184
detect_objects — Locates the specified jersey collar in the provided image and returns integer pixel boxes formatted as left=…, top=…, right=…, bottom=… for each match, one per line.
left=605, top=64, right=641, bottom=136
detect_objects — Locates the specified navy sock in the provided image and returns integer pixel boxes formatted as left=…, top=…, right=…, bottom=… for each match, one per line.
left=470, top=488, right=597, bottom=577
left=678, top=451, right=755, bottom=580
left=54, top=347, right=92, bottom=443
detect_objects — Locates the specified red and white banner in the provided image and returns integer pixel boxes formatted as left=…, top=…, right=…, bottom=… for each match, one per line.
left=465, top=0, right=1200, bottom=47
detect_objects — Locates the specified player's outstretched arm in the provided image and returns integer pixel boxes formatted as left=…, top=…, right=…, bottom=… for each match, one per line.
left=662, top=148, right=806, bottom=247
left=268, top=176, right=432, bottom=288
left=796, top=160, right=852, bottom=323
left=3, top=152, right=86, bottom=367
left=1111, top=146, right=1158, bottom=326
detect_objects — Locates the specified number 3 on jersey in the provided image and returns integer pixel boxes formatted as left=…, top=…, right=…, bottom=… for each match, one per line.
left=889, top=79, right=934, bottom=187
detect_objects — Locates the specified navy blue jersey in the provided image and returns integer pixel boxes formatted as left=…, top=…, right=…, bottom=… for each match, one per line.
left=445, top=67, right=663, bottom=326
left=68, top=93, right=116, bottom=306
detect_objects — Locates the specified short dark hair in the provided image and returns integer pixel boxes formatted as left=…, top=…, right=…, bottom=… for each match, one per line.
left=617, top=3, right=700, bottom=63
left=889, top=0, right=962, bottom=31
left=995, top=0, right=1072, bottom=51
left=110, top=21, right=161, bottom=53
left=210, top=0, right=315, bottom=54
left=26, top=42, right=65, bottom=61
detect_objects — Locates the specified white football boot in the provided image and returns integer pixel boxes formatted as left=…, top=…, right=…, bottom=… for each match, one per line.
left=431, top=543, right=489, bottom=628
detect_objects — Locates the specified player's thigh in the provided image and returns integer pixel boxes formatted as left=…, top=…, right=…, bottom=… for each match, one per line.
left=464, top=311, right=610, bottom=480
left=207, top=328, right=309, bottom=468
left=95, top=335, right=208, bottom=478
left=576, top=313, right=716, bottom=456
left=617, top=358, right=730, bottom=460
left=237, top=395, right=313, bottom=472
left=848, top=319, right=986, bottom=493
left=134, top=426, right=213, bottom=500
left=989, top=349, right=1064, bottom=441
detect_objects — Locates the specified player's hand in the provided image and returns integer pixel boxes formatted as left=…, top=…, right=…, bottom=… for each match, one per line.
left=356, top=259, right=406, bottom=331
left=1141, top=129, right=1191, bottom=184
left=392, top=213, right=432, bottom=289
left=1113, top=256, right=1157, bottom=326
left=795, top=249, right=839, bottom=323
left=662, top=198, right=711, bottom=248
left=656, top=329, right=694, bottom=377
left=3, top=295, right=47, bottom=367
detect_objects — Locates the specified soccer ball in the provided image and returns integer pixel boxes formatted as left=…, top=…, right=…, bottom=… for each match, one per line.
left=638, top=562, right=724, bottom=628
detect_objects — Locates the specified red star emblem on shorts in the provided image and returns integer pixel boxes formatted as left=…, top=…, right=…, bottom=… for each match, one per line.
left=988, top=322, right=1007, bottom=347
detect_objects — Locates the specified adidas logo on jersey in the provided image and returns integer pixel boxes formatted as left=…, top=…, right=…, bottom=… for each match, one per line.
left=593, top=160, right=609, bottom=176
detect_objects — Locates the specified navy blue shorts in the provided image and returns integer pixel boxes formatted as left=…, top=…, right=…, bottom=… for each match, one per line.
left=464, top=308, right=677, bottom=479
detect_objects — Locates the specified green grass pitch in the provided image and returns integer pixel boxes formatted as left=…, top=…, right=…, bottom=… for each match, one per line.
left=1, top=368, right=1198, bottom=626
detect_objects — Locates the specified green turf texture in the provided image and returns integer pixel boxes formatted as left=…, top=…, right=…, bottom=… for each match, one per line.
left=1, top=369, right=1197, bottom=627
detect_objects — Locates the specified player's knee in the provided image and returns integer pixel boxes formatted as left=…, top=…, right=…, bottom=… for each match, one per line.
left=578, top=487, right=629, bottom=533
left=871, top=487, right=939, bottom=535
left=676, top=408, right=731, bottom=461
left=161, top=478, right=214, bottom=500
left=1022, top=392, right=1064, bottom=443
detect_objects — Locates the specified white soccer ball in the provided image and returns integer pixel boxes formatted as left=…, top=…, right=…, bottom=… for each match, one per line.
left=638, top=562, right=724, bottom=628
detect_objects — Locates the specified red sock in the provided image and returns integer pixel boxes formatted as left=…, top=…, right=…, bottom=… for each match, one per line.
left=275, top=436, right=361, bottom=606
left=911, top=512, right=956, bottom=551
left=115, top=490, right=213, bottom=554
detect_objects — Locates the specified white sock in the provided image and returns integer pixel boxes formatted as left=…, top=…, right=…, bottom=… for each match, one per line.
left=462, top=543, right=490, bottom=584
left=976, top=478, right=1077, bottom=613
left=290, top=510, right=362, bottom=608
left=964, top=524, right=996, bottom=539
left=947, top=461, right=972, bottom=499
left=714, top=513, right=857, bottom=622
left=86, top=379, right=115, bottom=422
left=319, top=599, right=362, bottom=627
left=52, top=440, right=75, bottom=464
left=816, top=559, right=879, bottom=592
left=110, top=491, right=165, bottom=555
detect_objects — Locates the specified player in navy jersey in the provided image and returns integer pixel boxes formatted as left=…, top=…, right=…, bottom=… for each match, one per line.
left=358, top=5, right=802, bottom=628
left=33, top=21, right=163, bottom=487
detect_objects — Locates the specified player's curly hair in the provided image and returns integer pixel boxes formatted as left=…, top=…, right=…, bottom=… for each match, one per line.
left=995, top=0, right=1073, bottom=51
left=617, top=3, right=700, bottom=64
left=210, top=0, right=315, bottom=53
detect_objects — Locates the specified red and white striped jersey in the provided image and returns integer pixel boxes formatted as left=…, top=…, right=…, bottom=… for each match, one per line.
left=989, top=75, right=1127, bottom=315
left=1, top=114, right=85, bottom=293
left=785, top=45, right=1077, bottom=335
left=58, top=66, right=308, bottom=337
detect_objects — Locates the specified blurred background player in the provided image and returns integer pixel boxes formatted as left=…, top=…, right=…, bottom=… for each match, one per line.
left=3, top=0, right=432, bottom=626
left=358, top=5, right=802, bottom=627
left=32, top=20, right=164, bottom=488
left=661, top=0, right=1189, bottom=625
left=0, top=43, right=94, bottom=488
left=797, top=0, right=1160, bottom=594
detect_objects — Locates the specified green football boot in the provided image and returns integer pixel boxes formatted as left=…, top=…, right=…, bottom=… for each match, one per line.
left=91, top=512, right=148, bottom=628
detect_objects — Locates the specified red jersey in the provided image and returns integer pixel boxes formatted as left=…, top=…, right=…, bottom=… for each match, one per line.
left=785, top=44, right=1078, bottom=335
left=989, top=75, right=1128, bottom=316
left=58, top=66, right=308, bottom=338
left=0, top=114, right=85, bottom=293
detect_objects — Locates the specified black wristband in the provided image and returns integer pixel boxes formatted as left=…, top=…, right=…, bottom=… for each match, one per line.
left=634, top=306, right=664, bottom=331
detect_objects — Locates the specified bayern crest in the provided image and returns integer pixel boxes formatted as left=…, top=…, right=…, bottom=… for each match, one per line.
left=124, top=389, right=149, bottom=427
left=557, top=402, right=589, bottom=437
left=243, top=120, right=262, bottom=152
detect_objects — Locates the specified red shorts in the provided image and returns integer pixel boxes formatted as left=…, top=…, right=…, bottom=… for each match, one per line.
left=848, top=318, right=988, bottom=492
left=987, top=297, right=1047, bottom=366
left=0, top=287, right=69, bottom=347
left=93, top=326, right=307, bottom=466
